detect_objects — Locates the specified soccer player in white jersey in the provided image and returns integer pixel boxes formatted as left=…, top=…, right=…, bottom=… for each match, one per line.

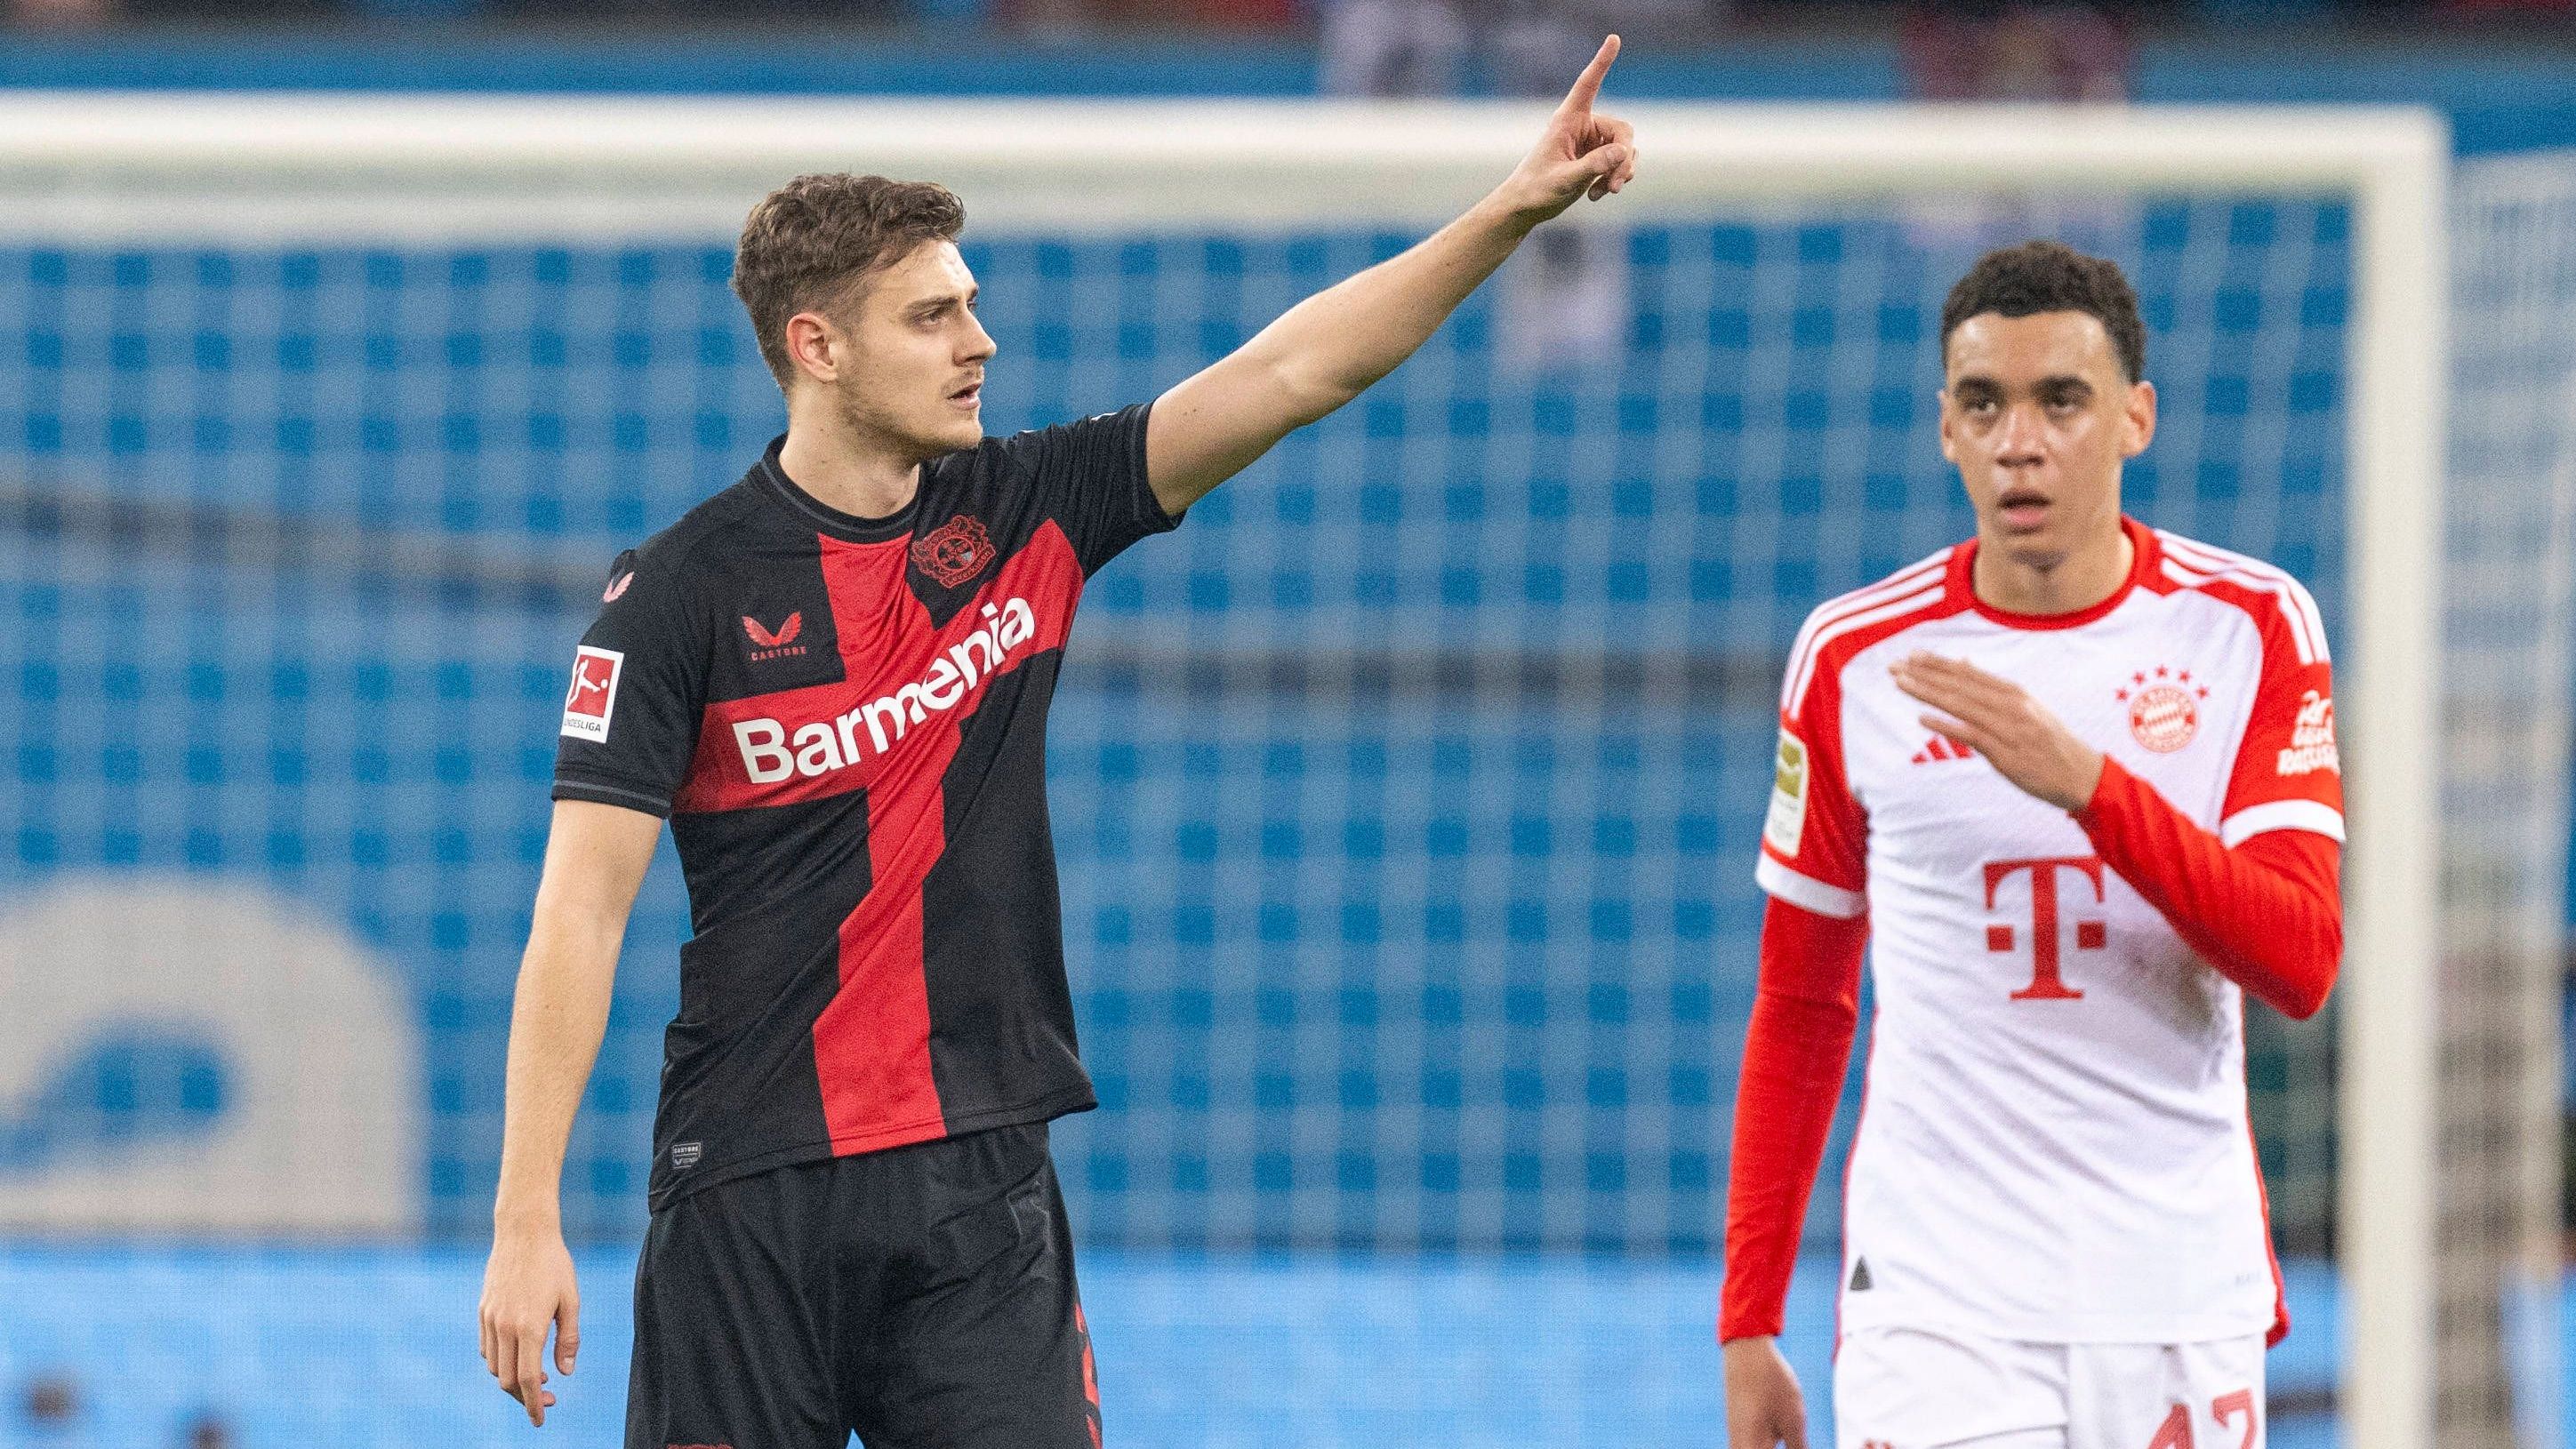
left=1719, top=240, right=2345, bottom=1449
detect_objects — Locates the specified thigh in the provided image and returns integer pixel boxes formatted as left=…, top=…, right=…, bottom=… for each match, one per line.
left=1835, top=1325, right=2069, bottom=1449
left=852, top=1124, right=1099, bottom=1449
left=627, top=1166, right=847, bottom=1449
left=2066, top=1335, right=2267, bottom=1449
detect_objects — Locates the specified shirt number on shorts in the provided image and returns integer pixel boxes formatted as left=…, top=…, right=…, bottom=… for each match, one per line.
left=2147, top=1389, right=2259, bottom=1449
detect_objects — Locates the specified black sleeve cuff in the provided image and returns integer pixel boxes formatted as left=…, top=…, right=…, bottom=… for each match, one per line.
left=551, top=776, right=674, bottom=819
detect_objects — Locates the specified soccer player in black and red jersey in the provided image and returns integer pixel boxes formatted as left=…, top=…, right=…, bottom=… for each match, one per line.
left=477, top=40, right=1637, bottom=1449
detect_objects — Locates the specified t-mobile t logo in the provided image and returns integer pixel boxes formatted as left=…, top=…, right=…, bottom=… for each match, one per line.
left=1983, top=855, right=2107, bottom=1001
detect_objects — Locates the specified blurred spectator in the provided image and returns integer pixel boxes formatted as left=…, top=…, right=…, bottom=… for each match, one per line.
left=1902, top=0, right=2132, bottom=104
left=5, top=0, right=118, bottom=26
left=186, top=1413, right=235, bottom=1449
left=1484, top=11, right=1632, bottom=371
left=1004, top=0, right=1292, bottom=36
left=20, top=1373, right=77, bottom=1441
left=1896, top=1, right=2139, bottom=257
left=1321, top=0, right=1471, bottom=94
left=2438, top=0, right=2572, bottom=16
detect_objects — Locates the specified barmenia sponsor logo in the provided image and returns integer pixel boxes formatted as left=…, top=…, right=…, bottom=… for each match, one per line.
left=732, top=597, right=1039, bottom=784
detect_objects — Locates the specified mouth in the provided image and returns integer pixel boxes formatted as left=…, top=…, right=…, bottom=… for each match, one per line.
left=948, top=380, right=983, bottom=410
left=1995, top=484, right=2051, bottom=532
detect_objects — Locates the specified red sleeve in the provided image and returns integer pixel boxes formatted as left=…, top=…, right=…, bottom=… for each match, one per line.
left=1720, top=896, right=1867, bottom=1342
left=2075, top=756, right=2343, bottom=1020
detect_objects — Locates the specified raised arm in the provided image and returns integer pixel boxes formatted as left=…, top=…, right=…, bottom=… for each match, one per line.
left=479, top=798, right=663, bottom=1427
left=1144, top=35, right=1639, bottom=514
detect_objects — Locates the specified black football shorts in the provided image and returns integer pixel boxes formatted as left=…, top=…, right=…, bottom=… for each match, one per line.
left=625, top=1122, right=1100, bottom=1449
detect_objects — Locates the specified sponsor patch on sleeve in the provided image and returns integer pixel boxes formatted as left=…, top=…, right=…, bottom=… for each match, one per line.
left=561, top=645, right=624, bottom=741
left=2275, top=689, right=2339, bottom=776
left=1763, top=727, right=1809, bottom=856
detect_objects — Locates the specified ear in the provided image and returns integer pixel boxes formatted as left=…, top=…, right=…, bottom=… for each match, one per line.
left=1936, top=388, right=1959, bottom=464
left=2120, top=379, right=2157, bottom=458
left=784, top=310, right=841, bottom=385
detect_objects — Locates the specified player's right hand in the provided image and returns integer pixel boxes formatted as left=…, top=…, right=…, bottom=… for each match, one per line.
left=1722, top=1335, right=1810, bottom=1449
left=480, top=1224, right=581, bottom=1427
left=1495, top=34, right=1638, bottom=226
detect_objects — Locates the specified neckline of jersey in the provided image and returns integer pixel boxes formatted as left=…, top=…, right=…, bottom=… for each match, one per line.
left=755, top=434, right=920, bottom=545
left=1949, top=515, right=2157, bottom=632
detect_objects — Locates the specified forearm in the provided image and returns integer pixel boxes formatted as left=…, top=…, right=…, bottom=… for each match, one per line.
left=1721, top=898, right=1866, bottom=1341
left=1243, top=193, right=1537, bottom=421
left=492, top=917, right=622, bottom=1229
left=1146, top=46, right=1630, bottom=508
left=2075, top=758, right=2343, bottom=1020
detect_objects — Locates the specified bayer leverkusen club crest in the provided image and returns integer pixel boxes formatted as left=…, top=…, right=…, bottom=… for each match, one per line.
left=912, top=515, right=996, bottom=588
left=2116, top=665, right=2210, bottom=753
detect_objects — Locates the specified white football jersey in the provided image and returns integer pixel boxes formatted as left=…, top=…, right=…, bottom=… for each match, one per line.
left=1756, top=518, right=2342, bottom=1345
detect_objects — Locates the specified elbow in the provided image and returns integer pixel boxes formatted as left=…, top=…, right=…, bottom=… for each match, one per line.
left=1279, top=372, right=1359, bottom=428
left=1257, top=348, right=1369, bottom=425
left=2277, top=977, right=2331, bottom=1022
left=2276, top=923, right=2342, bottom=1022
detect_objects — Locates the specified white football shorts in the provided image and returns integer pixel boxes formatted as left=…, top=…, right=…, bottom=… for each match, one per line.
left=1834, top=1325, right=2267, bottom=1449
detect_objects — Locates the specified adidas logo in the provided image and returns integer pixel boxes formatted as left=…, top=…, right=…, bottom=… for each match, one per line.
left=1910, top=737, right=1976, bottom=765
left=1849, top=1256, right=1874, bottom=1292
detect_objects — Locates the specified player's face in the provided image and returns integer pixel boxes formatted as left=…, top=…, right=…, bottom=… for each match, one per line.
left=819, top=240, right=996, bottom=460
left=1938, top=310, right=2155, bottom=573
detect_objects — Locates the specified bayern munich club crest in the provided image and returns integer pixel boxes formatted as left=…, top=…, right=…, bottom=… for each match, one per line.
left=2116, top=665, right=2210, bottom=753
left=912, top=515, right=996, bottom=588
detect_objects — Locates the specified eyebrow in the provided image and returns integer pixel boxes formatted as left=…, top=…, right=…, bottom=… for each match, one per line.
left=905, top=285, right=978, bottom=319
left=1951, top=372, right=2095, bottom=396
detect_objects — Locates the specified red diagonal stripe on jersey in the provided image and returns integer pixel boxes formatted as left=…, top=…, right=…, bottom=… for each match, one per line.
left=672, top=524, right=1080, bottom=815
left=810, top=532, right=949, bottom=1151
left=799, top=522, right=1082, bottom=1153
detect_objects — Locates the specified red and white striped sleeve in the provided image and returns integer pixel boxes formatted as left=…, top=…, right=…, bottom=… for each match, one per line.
left=2169, top=538, right=2345, bottom=845
left=1754, top=649, right=1867, bottom=920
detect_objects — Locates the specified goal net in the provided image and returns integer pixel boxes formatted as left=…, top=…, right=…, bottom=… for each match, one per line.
left=0, top=94, right=2550, bottom=1449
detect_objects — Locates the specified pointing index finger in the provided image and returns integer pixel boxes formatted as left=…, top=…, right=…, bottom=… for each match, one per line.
left=1558, top=34, right=1620, bottom=116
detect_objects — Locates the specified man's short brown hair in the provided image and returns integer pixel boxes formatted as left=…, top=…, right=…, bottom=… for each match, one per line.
left=1940, top=239, right=2147, bottom=384
left=732, top=172, right=967, bottom=389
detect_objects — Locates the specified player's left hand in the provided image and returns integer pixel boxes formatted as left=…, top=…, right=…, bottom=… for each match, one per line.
left=1496, top=35, right=1638, bottom=227
left=1890, top=652, right=2106, bottom=813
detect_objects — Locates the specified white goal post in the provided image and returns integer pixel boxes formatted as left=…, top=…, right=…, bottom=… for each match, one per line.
left=0, top=94, right=2451, bottom=1449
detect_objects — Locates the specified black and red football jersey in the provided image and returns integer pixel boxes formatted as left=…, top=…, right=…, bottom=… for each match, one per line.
left=552, top=404, right=1176, bottom=1207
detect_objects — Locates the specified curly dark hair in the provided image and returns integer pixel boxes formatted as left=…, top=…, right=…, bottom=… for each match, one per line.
left=732, top=172, right=967, bottom=390
left=1939, top=239, right=2146, bottom=383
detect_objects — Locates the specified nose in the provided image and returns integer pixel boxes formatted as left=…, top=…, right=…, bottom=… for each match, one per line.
left=1994, top=400, right=2047, bottom=465
left=962, top=312, right=997, bottom=364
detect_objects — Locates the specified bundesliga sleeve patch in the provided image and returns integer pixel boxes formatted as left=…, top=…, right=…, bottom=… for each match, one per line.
left=1764, top=727, right=1809, bottom=856
left=561, top=645, right=624, bottom=741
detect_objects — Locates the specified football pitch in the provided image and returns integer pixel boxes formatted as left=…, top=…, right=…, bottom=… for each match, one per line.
left=0, top=1245, right=2356, bottom=1447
